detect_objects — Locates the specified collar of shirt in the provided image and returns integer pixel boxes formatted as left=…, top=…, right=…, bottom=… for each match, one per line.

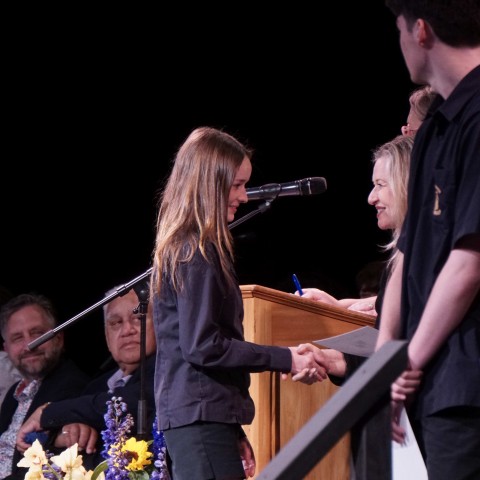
left=14, top=379, right=41, bottom=401
left=107, top=369, right=132, bottom=393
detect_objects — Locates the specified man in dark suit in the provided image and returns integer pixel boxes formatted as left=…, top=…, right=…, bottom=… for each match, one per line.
left=15, top=286, right=157, bottom=471
left=0, top=293, right=90, bottom=479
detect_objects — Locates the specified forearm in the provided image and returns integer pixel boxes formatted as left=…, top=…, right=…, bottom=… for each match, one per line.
left=337, top=298, right=359, bottom=308
left=16, top=403, right=51, bottom=452
left=41, top=396, right=108, bottom=431
left=321, top=349, right=347, bottom=377
left=301, top=289, right=374, bottom=312
left=408, top=247, right=480, bottom=370
left=23, top=403, right=50, bottom=431
left=344, top=296, right=378, bottom=316
left=375, top=253, right=403, bottom=349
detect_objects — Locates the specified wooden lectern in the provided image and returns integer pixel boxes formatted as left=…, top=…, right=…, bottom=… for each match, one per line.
left=240, top=285, right=375, bottom=480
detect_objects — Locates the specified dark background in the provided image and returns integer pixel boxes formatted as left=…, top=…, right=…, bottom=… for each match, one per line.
left=2, top=2, right=414, bottom=374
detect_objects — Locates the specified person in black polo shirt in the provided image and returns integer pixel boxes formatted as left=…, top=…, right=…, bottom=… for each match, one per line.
left=376, top=2, right=480, bottom=479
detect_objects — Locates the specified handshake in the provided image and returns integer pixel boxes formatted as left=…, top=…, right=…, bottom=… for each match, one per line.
left=284, top=344, right=346, bottom=385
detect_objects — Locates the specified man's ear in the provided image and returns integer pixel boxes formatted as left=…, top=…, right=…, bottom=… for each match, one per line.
left=415, top=18, right=434, bottom=48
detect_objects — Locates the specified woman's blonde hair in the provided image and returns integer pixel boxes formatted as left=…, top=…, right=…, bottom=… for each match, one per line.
left=371, top=134, right=414, bottom=266
left=409, top=85, right=436, bottom=122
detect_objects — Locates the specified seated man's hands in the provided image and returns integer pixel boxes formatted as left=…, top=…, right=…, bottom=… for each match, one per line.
left=16, top=404, right=98, bottom=457
left=16, top=405, right=46, bottom=453
left=54, top=423, right=98, bottom=454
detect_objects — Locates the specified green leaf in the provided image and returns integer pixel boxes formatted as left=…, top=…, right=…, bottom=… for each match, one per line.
left=91, top=460, right=108, bottom=480
left=128, top=471, right=150, bottom=480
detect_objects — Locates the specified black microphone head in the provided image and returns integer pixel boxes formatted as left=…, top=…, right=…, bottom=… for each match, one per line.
left=246, top=176, right=327, bottom=201
left=299, top=177, right=327, bottom=195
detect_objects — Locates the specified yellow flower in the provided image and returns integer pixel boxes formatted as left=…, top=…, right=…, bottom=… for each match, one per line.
left=17, top=439, right=48, bottom=473
left=120, top=438, right=153, bottom=471
left=50, top=443, right=87, bottom=480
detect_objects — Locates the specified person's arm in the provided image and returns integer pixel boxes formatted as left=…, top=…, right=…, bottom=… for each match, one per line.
left=408, top=240, right=480, bottom=370
left=345, top=295, right=377, bottom=316
left=298, top=288, right=339, bottom=305
left=17, top=356, right=156, bottom=452
left=15, top=403, right=50, bottom=453
left=299, top=288, right=359, bottom=308
left=178, top=253, right=294, bottom=373
left=299, top=289, right=377, bottom=316
left=289, top=345, right=347, bottom=384
left=17, top=390, right=141, bottom=453
left=375, top=252, right=404, bottom=350
left=389, top=241, right=479, bottom=443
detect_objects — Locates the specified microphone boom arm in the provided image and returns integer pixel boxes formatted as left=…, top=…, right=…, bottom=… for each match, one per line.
left=27, top=201, right=271, bottom=351
left=228, top=200, right=272, bottom=229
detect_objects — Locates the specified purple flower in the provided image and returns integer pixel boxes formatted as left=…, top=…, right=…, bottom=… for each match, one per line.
left=98, top=397, right=170, bottom=480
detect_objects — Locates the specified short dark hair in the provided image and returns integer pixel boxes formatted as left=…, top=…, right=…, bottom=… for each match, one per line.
left=385, top=0, right=480, bottom=47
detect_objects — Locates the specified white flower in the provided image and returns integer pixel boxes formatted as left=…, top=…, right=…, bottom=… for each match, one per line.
left=17, top=439, right=49, bottom=476
left=50, top=443, right=87, bottom=480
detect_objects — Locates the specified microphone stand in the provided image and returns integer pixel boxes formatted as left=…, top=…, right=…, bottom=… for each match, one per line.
left=27, top=269, right=154, bottom=350
left=27, top=200, right=273, bottom=438
left=228, top=199, right=272, bottom=229
left=132, top=280, right=149, bottom=439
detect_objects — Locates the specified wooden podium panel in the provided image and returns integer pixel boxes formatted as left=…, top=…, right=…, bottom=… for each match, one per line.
left=240, top=285, right=375, bottom=480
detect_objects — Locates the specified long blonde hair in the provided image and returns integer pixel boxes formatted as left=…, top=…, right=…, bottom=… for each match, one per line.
left=371, top=134, right=414, bottom=266
left=151, top=127, right=252, bottom=295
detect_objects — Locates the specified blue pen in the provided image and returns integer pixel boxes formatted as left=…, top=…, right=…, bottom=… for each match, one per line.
left=292, top=273, right=304, bottom=296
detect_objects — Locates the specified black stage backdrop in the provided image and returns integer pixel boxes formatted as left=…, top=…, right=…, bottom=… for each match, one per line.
left=2, top=2, right=412, bottom=374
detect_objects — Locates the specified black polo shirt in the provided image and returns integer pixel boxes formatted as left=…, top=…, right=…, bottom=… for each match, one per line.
left=398, top=65, right=480, bottom=418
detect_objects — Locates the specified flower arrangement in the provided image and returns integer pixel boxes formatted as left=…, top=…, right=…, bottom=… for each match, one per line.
left=18, top=440, right=93, bottom=480
left=18, top=397, right=170, bottom=480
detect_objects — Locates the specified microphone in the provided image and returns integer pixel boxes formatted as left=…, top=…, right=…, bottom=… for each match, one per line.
left=246, top=177, right=327, bottom=201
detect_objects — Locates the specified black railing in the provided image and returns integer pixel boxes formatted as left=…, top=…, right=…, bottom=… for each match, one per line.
left=257, top=340, right=408, bottom=480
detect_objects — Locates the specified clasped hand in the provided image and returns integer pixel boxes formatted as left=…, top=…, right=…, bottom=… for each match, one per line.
left=390, top=366, right=423, bottom=444
left=283, top=344, right=330, bottom=385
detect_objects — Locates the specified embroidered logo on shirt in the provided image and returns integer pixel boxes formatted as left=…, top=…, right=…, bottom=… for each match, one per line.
left=433, top=185, right=442, bottom=216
